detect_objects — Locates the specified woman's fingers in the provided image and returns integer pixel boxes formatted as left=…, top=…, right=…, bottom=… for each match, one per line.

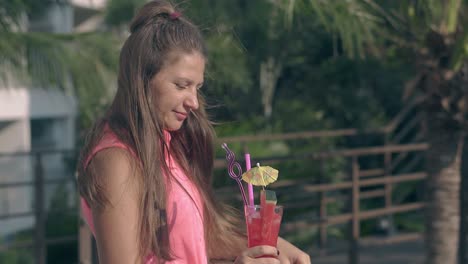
left=242, top=245, right=278, bottom=258
left=296, top=253, right=311, bottom=264
left=234, top=246, right=281, bottom=263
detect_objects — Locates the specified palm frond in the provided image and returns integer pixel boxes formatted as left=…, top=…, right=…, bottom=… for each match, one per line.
left=105, top=0, right=147, bottom=26
left=0, top=30, right=120, bottom=127
left=303, top=0, right=388, bottom=58
left=449, top=27, right=468, bottom=71
left=447, top=0, right=461, bottom=33
left=0, top=0, right=49, bottom=31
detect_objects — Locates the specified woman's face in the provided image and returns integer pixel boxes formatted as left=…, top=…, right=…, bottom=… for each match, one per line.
left=150, top=52, right=205, bottom=131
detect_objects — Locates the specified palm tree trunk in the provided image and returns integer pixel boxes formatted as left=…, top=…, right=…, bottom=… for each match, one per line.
left=457, top=64, right=468, bottom=264
left=259, top=56, right=282, bottom=119
left=425, top=117, right=462, bottom=264
left=259, top=0, right=284, bottom=120
left=459, top=133, right=468, bottom=264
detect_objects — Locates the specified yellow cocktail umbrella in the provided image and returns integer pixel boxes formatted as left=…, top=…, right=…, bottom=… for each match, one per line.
left=242, top=163, right=279, bottom=186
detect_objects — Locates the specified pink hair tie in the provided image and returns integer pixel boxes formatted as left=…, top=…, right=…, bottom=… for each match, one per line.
left=170, top=11, right=181, bottom=20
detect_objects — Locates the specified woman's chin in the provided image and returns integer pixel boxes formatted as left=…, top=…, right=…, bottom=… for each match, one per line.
left=164, top=123, right=184, bottom=132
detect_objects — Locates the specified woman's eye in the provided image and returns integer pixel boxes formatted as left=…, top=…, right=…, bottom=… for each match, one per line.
left=175, top=83, right=186, bottom=89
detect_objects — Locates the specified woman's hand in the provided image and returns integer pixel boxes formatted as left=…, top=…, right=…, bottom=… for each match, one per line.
left=234, top=245, right=280, bottom=264
left=277, top=237, right=311, bottom=264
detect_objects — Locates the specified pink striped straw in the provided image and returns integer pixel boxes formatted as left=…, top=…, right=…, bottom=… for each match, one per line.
left=221, top=143, right=248, bottom=205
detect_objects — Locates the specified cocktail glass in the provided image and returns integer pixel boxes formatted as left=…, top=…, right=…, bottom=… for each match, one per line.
left=244, top=204, right=283, bottom=252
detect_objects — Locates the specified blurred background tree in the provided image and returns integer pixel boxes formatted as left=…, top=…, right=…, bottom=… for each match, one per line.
left=0, top=0, right=119, bottom=133
left=283, top=1, right=468, bottom=263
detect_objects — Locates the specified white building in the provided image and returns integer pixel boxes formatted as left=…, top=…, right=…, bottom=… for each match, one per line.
left=0, top=0, right=105, bottom=238
left=0, top=89, right=77, bottom=237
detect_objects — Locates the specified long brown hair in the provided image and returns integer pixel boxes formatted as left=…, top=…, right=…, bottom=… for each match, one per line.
left=77, top=0, right=245, bottom=262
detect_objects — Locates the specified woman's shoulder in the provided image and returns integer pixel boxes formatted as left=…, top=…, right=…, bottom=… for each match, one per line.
left=85, top=127, right=138, bottom=191
left=91, top=146, right=134, bottom=168
left=89, top=147, right=137, bottom=182
left=87, top=147, right=141, bottom=207
left=79, top=129, right=141, bottom=211
left=83, top=125, right=136, bottom=169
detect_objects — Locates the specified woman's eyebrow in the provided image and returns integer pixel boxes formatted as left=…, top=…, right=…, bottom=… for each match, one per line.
left=175, top=77, right=203, bottom=86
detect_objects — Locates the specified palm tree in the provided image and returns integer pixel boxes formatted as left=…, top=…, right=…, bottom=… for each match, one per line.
left=0, top=0, right=120, bottom=130
left=286, top=1, right=468, bottom=264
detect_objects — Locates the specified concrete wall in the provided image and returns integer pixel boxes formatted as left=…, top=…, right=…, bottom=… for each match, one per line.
left=0, top=119, right=33, bottom=237
left=0, top=89, right=29, bottom=121
left=29, top=2, right=73, bottom=33
left=71, top=0, right=106, bottom=9
left=0, top=88, right=77, bottom=237
left=0, top=88, right=77, bottom=120
left=0, top=0, right=84, bottom=239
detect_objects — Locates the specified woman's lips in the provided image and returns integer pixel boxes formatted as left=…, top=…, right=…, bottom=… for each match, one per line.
left=175, top=111, right=188, bottom=121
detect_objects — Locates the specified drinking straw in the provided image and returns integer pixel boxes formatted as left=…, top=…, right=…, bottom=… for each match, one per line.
left=245, top=153, right=254, bottom=206
left=221, top=143, right=248, bottom=206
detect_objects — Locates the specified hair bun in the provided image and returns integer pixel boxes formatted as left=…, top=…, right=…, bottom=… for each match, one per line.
left=169, top=11, right=182, bottom=20
left=129, top=0, right=176, bottom=33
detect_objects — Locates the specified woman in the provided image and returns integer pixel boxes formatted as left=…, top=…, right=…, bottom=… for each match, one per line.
left=77, top=1, right=311, bottom=263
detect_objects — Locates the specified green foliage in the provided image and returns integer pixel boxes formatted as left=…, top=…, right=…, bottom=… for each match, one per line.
left=0, top=30, right=119, bottom=131
left=394, top=212, right=425, bottom=233
left=0, top=0, right=48, bottom=30
left=0, top=184, right=78, bottom=264
left=299, top=0, right=387, bottom=59
left=46, top=184, right=78, bottom=264
left=0, top=248, right=33, bottom=264
left=105, top=0, right=147, bottom=27
left=68, top=33, right=120, bottom=130
left=204, top=33, right=254, bottom=120
left=281, top=227, right=316, bottom=251
left=272, top=54, right=410, bottom=134
left=205, top=34, right=251, bottom=94
left=0, top=0, right=26, bottom=30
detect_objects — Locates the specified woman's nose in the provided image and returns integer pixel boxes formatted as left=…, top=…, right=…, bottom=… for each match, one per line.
left=185, top=89, right=199, bottom=110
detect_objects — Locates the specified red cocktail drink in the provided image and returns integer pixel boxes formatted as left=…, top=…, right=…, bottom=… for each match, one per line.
left=244, top=204, right=283, bottom=248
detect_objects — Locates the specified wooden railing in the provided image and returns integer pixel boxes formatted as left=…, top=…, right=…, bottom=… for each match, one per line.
left=0, top=134, right=427, bottom=264
left=0, top=150, right=77, bottom=264
left=214, top=131, right=427, bottom=263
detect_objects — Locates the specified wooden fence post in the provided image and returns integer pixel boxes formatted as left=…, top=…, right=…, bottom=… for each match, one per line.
left=319, top=159, right=327, bottom=251
left=384, top=135, right=394, bottom=236
left=34, top=153, right=46, bottom=264
left=348, top=156, right=360, bottom=264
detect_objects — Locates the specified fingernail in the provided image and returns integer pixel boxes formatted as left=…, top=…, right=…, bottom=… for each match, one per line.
left=277, top=250, right=280, bottom=256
